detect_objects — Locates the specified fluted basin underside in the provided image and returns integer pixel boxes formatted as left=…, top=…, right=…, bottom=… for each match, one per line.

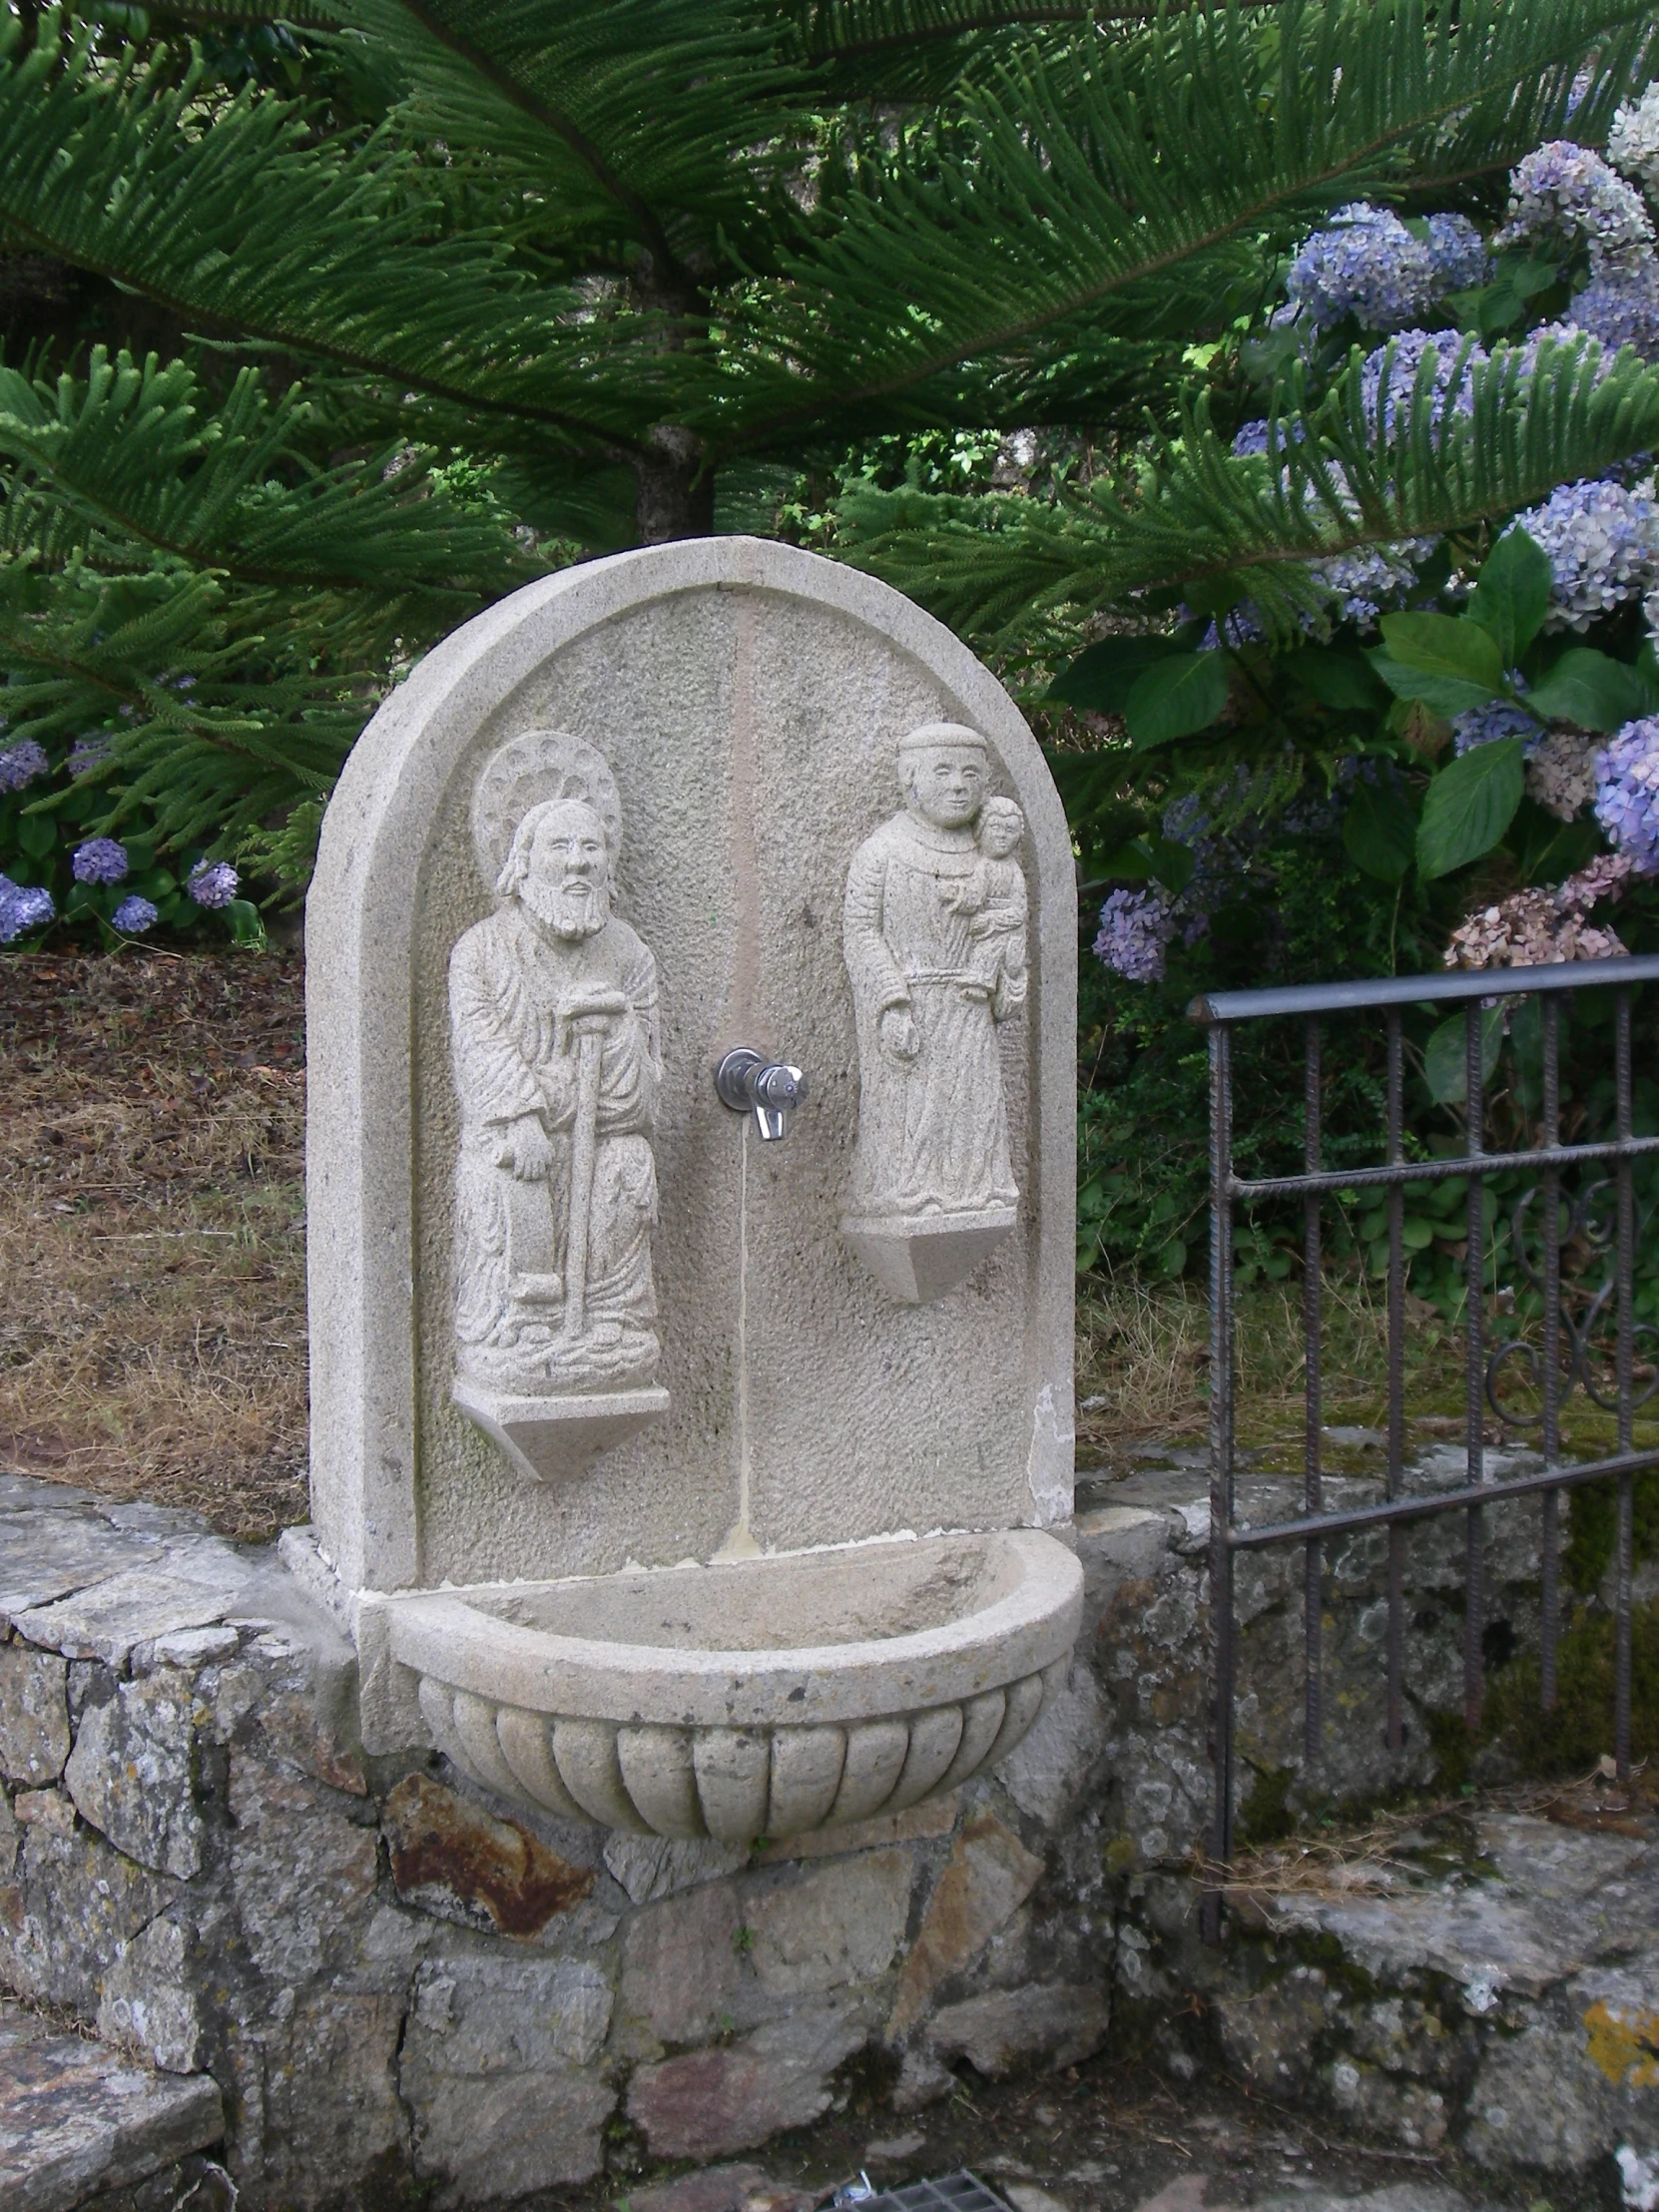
left=386, top=1529, right=1081, bottom=1839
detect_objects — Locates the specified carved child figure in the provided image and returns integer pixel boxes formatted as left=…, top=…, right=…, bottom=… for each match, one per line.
left=946, top=794, right=1028, bottom=1022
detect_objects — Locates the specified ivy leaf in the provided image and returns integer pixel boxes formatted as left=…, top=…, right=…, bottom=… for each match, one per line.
left=1124, top=653, right=1232, bottom=750
left=1343, top=776, right=1418, bottom=881
left=1374, top=613, right=1506, bottom=719
left=1416, top=738, right=1524, bottom=877
left=1047, top=634, right=1184, bottom=713
left=1466, top=528, right=1552, bottom=666
left=1424, top=1007, right=1506, bottom=1105
left=1525, top=648, right=1659, bottom=733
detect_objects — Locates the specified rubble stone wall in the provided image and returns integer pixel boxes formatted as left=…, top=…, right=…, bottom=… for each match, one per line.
left=0, top=1460, right=1573, bottom=2209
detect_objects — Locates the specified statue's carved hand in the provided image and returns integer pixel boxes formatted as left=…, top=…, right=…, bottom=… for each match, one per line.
left=496, top=1114, right=553, bottom=1180
left=559, top=985, right=629, bottom=1046
left=880, top=1004, right=919, bottom=1062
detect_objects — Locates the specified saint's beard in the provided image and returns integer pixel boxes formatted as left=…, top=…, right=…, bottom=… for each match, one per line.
left=520, top=873, right=610, bottom=939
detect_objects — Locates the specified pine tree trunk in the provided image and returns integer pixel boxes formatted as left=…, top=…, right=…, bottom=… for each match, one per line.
left=635, top=425, right=715, bottom=543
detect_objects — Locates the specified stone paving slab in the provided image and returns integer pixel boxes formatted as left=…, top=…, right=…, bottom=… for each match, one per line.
left=12, top=1548, right=261, bottom=1670
left=0, top=1513, right=166, bottom=1630
left=0, top=2011, right=224, bottom=2212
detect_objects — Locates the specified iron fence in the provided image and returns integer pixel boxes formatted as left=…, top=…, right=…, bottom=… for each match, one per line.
left=1190, top=952, right=1659, bottom=1940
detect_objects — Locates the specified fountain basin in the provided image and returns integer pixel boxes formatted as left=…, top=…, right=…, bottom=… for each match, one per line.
left=361, top=1529, right=1081, bottom=1839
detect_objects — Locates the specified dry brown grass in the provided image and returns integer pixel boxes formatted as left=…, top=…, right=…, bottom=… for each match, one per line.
left=0, top=949, right=307, bottom=1542
left=1075, top=1268, right=1482, bottom=1469
left=1210, top=1759, right=1656, bottom=1902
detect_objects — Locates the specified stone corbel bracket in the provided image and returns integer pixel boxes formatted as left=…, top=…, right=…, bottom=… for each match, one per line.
left=838, top=1206, right=1017, bottom=1305
left=451, top=1381, right=671, bottom=1484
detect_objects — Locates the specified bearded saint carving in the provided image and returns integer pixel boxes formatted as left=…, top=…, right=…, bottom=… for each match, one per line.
left=448, top=751, right=662, bottom=1396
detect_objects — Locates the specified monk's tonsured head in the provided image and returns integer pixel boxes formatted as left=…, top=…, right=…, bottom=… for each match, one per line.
left=498, top=797, right=613, bottom=938
left=897, top=722, right=988, bottom=830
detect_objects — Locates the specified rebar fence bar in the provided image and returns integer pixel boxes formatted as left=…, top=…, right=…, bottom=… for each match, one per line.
left=1191, top=953, right=1659, bottom=1942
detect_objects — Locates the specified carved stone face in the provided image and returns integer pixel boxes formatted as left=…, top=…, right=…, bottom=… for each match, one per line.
left=978, top=799, right=1023, bottom=859
left=903, top=744, right=987, bottom=830
left=519, top=800, right=612, bottom=939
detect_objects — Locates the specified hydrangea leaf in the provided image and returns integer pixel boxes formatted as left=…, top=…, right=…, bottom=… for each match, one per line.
left=1123, top=652, right=1232, bottom=751
left=227, top=898, right=267, bottom=948
left=1343, top=778, right=1418, bottom=881
left=1047, top=634, right=1185, bottom=714
left=1291, top=647, right=1392, bottom=712
left=1467, top=529, right=1554, bottom=665
left=1416, top=736, right=1526, bottom=878
left=1376, top=613, right=1507, bottom=719
left=1424, top=1007, right=1506, bottom=1106
left=1525, top=647, right=1659, bottom=731
left=15, top=812, right=56, bottom=858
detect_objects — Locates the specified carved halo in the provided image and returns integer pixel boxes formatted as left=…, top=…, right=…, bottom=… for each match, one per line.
left=470, top=731, right=624, bottom=889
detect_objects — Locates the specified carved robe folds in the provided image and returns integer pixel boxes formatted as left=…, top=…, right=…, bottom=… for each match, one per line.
left=449, top=904, right=662, bottom=1395
left=841, top=805, right=1027, bottom=1304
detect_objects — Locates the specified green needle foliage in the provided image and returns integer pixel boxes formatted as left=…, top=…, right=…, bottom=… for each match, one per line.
left=3, top=0, right=1659, bottom=876
left=840, top=336, right=1659, bottom=651
left=0, top=345, right=544, bottom=875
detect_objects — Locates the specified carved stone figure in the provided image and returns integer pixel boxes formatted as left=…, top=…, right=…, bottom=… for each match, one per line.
left=449, top=735, right=663, bottom=1399
left=840, top=723, right=1027, bottom=1301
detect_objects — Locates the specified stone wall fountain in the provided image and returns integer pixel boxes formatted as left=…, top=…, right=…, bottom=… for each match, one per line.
left=10, top=548, right=1649, bottom=2212
left=300, top=537, right=1081, bottom=1841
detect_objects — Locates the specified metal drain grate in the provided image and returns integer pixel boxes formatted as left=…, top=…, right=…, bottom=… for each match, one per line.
left=856, top=2174, right=1014, bottom=2212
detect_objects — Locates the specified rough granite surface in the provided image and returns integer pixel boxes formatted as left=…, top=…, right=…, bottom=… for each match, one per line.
left=304, top=539, right=1080, bottom=1594
left=0, top=1467, right=1647, bottom=2209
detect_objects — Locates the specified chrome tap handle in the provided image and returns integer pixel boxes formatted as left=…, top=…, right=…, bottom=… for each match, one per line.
left=715, top=1047, right=809, bottom=1141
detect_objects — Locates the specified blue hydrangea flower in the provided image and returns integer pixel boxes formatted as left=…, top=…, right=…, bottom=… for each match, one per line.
left=1309, top=542, right=1432, bottom=632
left=1286, top=204, right=1436, bottom=331
left=1508, top=320, right=1618, bottom=388
left=71, top=836, right=130, bottom=885
left=1510, top=478, right=1659, bottom=629
left=1360, top=328, right=1487, bottom=438
left=1452, top=700, right=1542, bottom=756
left=1093, top=887, right=1178, bottom=983
left=1231, top=418, right=1308, bottom=458
left=68, top=737, right=112, bottom=777
left=111, top=894, right=159, bottom=935
left=1196, top=606, right=1269, bottom=649
left=1563, top=63, right=1598, bottom=123
left=1593, top=716, right=1659, bottom=872
left=1423, top=213, right=1490, bottom=293
left=0, top=881, right=56, bottom=942
left=1608, top=82, right=1659, bottom=197
left=1494, top=142, right=1654, bottom=273
left=0, top=741, right=49, bottom=792
left=187, top=858, right=240, bottom=909
left=1569, top=264, right=1659, bottom=358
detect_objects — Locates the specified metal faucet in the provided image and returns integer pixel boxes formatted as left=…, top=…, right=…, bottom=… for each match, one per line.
left=715, top=1046, right=808, bottom=1141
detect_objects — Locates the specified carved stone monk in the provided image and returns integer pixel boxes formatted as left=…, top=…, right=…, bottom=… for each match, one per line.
left=449, top=796, right=662, bottom=1392
left=842, top=723, right=1025, bottom=1223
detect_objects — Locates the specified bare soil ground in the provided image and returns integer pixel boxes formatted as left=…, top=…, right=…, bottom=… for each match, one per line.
left=577, top=2051, right=1587, bottom=2212
left=0, top=948, right=307, bottom=1542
